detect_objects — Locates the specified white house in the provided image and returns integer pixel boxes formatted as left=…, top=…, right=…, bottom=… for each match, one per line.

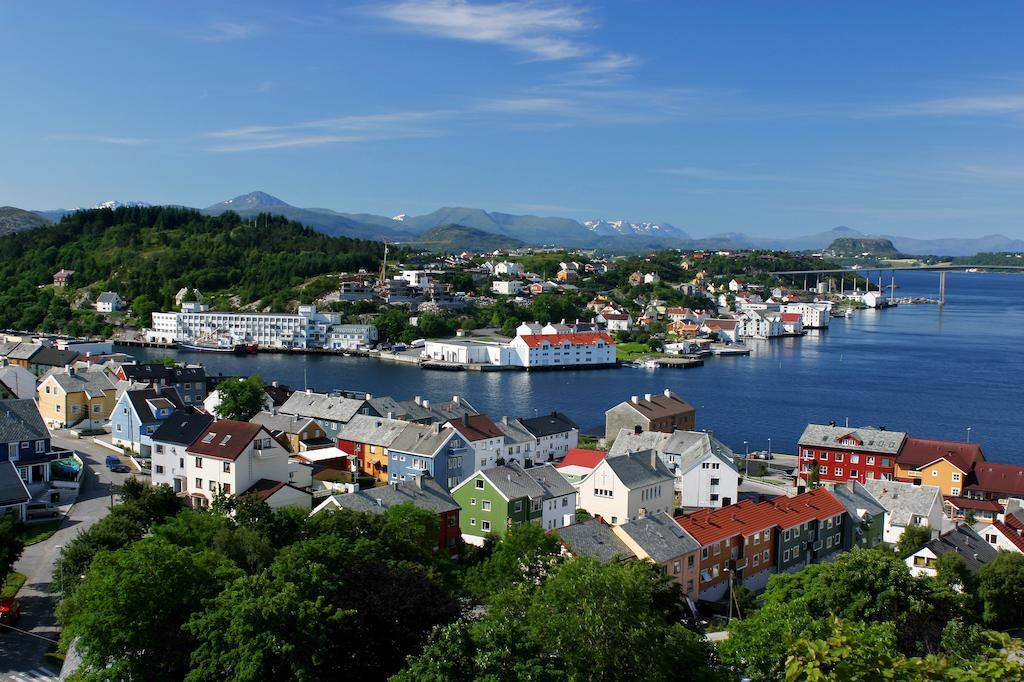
left=422, top=340, right=514, bottom=366
left=327, top=324, right=378, bottom=350
left=577, top=450, right=675, bottom=525
left=976, top=519, right=1024, bottom=554
left=148, top=304, right=341, bottom=349
left=95, top=292, right=124, bottom=313
left=516, top=412, right=579, bottom=463
left=905, top=525, right=997, bottom=578
left=610, top=429, right=739, bottom=510
left=601, top=311, right=633, bottom=333
left=493, top=261, right=523, bottom=278
left=863, top=479, right=943, bottom=545
left=491, top=280, right=523, bottom=296
left=783, top=302, right=831, bottom=329
left=737, top=310, right=784, bottom=339
left=728, top=278, right=745, bottom=292
left=701, top=319, right=742, bottom=344
left=446, top=414, right=508, bottom=472
left=508, top=332, right=616, bottom=368
left=184, top=419, right=304, bottom=509
left=151, top=410, right=215, bottom=493
left=643, top=272, right=660, bottom=284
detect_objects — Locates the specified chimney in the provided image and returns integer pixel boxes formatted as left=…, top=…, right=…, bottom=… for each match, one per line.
left=638, top=506, right=647, bottom=519
left=931, top=528, right=941, bottom=541
left=501, top=416, right=508, bottom=426
left=414, top=396, right=422, bottom=405
left=879, top=425, right=886, bottom=431
left=432, top=422, right=441, bottom=434
left=66, top=365, right=75, bottom=376
left=650, top=451, right=657, bottom=469
left=452, top=395, right=460, bottom=405
left=272, top=381, right=279, bottom=388
left=375, top=497, right=383, bottom=507
left=463, top=413, right=470, bottom=426
left=423, top=399, right=430, bottom=409
left=663, top=388, right=672, bottom=398
left=413, top=475, right=423, bottom=489
left=387, top=412, right=393, bottom=419
left=644, top=393, right=652, bottom=401
left=631, top=395, right=639, bottom=404
left=365, top=393, right=373, bottom=400
left=306, top=388, right=312, bottom=395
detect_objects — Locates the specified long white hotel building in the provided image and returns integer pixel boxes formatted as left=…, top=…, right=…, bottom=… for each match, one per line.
left=147, top=304, right=341, bottom=350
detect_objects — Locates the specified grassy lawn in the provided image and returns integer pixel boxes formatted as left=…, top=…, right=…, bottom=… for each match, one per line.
left=18, top=519, right=64, bottom=546
left=616, top=342, right=653, bottom=362
left=1, top=571, right=27, bottom=599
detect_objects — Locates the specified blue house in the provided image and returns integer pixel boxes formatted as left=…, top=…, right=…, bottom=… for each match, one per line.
left=0, top=398, right=53, bottom=485
left=111, top=387, right=184, bottom=456
left=388, top=421, right=470, bottom=491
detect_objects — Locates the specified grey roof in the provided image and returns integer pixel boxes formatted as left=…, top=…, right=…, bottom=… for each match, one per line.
left=279, top=391, right=368, bottom=423
left=0, top=342, right=20, bottom=357
left=7, top=343, right=41, bottom=361
left=124, top=387, right=184, bottom=424
left=526, top=464, right=576, bottom=499
left=369, top=396, right=478, bottom=423
left=830, top=481, right=886, bottom=522
left=335, top=414, right=408, bottom=446
left=0, top=399, right=48, bottom=443
left=610, top=429, right=737, bottom=476
left=479, top=462, right=559, bottom=501
left=31, top=347, right=79, bottom=367
left=389, top=422, right=455, bottom=456
left=249, top=411, right=316, bottom=435
left=603, top=450, right=675, bottom=489
left=0, top=365, right=36, bottom=400
left=96, top=292, right=120, bottom=304
left=496, top=417, right=535, bottom=444
left=617, top=512, right=701, bottom=563
left=798, top=424, right=907, bottom=455
left=47, top=368, right=116, bottom=399
left=609, top=429, right=671, bottom=456
left=916, top=525, right=998, bottom=574
left=0, top=460, right=31, bottom=507
left=518, top=412, right=579, bottom=438
left=319, top=477, right=458, bottom=514
left=863, top=479, right=941, bottom=528
left=556, top=519, right=635, bottom=562
left=151, top=410, right=215, bottom=446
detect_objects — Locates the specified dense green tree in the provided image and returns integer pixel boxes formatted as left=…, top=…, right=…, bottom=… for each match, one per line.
left=978, top=551, right=1024, bottom=629
left=59, top=538, right=241, bottom=682
left=213, top=375, right=266, bottom=421
left=895, top=524, right=933, bottom=557
left=53, top=504, right=150, bottom=600
left=719, top=602, right=826, bottom=681
left=463, top=523, right=563, bottom=598
left=0, top=514, right=24, bottom=587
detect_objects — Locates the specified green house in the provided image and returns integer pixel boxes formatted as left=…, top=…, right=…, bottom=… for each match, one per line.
left=451, top=462, right=577, bottom=546
left=831, top=480, right=887, bottom=551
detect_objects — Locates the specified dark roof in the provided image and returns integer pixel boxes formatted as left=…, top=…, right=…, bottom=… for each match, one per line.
left=604, top=450, right=675, bottom=489
left=0, top=399, right=48, bottom=443
left=615, top=391, right=695, bottom=421
left=898, top=438, right=984, bottom=473
left=914, top=525, right=998, bottom=574
left=188, top=420, right=268, bottom=461
left=518, top=411, right=579, bottom=438
left=555, top=518, right=635, bottom=562
left=944, top=496, right=1002, bottom=513
left=125, top=388, right=184, bottom=424
left=321, top=477, right=459, bottom=514
left=151, top=410, right=215, bottom=446
left=7, top=344, right=41, bottom=361
left=171, top=366, right=206, bottom=383
left=965, top=462, right=1024, bottom=497
left=0, top=461, right=31, bottom=507
left=32, top=347, right=79, bottom=367
left=447, top=414, right=505, bottom=442
left=263, top=383, right=292, bottom=407
left=243, top=479, right=287, bottom=501
left=830, top=481, right=886, bottom=522
left=617, top=512, right=700, bottom=563
left=120, top=364, right=173, bottom=382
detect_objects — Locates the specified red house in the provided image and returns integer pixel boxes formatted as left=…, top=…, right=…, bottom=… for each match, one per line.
left=797, top=424, right=907, bottom=484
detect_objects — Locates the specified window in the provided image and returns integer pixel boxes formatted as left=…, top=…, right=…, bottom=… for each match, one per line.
left=115, top=424, right=122, bottom=433
left=475, top=479, right=484, bottom=489
left=850, top=454, right=859, bottom=464
left=701, top=547, right=709, bottom=559
left=835, top=453, right=844, bottom=462
left=195, top=457, right=203, bottom=468
left=515, top=500, right=523, bottom=512
left=195, top=477, right=202, bottom=489
left=687, top=555, right=694, bottom=568
left=470, top=518, right=476, bottom=526
left=762, top=550, right=769, bottom=561
left=470, top=498, right=476, bottom=506
left=93, top=404, right=101, bottom=413
left=986, top=533, right=997, bottom=544
left=819, top=465, right=827, bottom=474
left=834, top=467, right=843, bottom=476
left=752, top=554, right=759, bottom=567
left=850, top=470, right=858, bottom=478
left=931, top=470, right=938, bottom=477
left=481, top=520, right=491, bottom=532
left=752, top=533, right=759, bottom=545
left=223, top=462, right=231, bottom=473
left=223, top=483, right=231, bottom=494
left=762, top=530, right=770, bottom=542
left=952, top=472, right=962, bottom=482
left=673, top=560, right=681, bottom=575
left=209, top=480, right=216, bottom=491
left=951, top=488, right=960, bottom=496
left=783, top=549, right=790, bottom=562
left=820, top=452, right=829, bottom=461
left=713, top=543, right=721, bottom=556
left=482, top=500, right=491, bottom=511
left=562, top=497, right=569, bottom=507
left=155, top=465, right=164, bottom=474
left=826, top=536, right=832, bottom=549
left=784, top=529, right=791, bottom=541
left=834, top=533, right=840, bottom=546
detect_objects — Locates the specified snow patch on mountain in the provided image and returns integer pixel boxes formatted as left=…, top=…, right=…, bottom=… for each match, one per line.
left=94, top=200, right=152, bottom=210
left=583, top=219, right=684, bottom=236
left=392, top=213, right=407, bottom=222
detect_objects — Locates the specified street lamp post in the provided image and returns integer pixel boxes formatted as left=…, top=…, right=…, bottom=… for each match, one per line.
left=743, top=441, right=749, bottom=476
left=966, top=427, right=972, bottom=443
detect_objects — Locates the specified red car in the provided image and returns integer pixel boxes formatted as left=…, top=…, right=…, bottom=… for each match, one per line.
left=0, top=597, right=20, bottom=625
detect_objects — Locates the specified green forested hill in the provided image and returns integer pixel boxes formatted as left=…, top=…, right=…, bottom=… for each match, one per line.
left=0, top=206, right=51, bottom=235
left=0, top=206, right=383, bottom=335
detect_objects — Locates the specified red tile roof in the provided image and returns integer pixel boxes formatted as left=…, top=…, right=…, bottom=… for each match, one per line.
left=188, top=420, right=268, bottom=461
left=1005, top=511, right=1024, bottom=532
left=518, top=332, right=615, bottom=348
left=781, top=313, right=802, bottom=323
left=556, top=448, right=607, bottom=470
left=944, top=496, right=1002, bottom=513
left=897, top=438, right=984, bottom=473
left=675, top=499, right=775, bottom=546
left=988, top=520, right=1024, bottom=553
left=770, top=487, right=846, bottom=528
left=447, top=414, right=505, bottom=442
left=967, top=462, right=1024, bottom=497
left=243, top=478, right=287, bottom=501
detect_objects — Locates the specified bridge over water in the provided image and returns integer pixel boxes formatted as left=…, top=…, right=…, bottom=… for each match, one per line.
left=768, top=264, right=1024, bottom=305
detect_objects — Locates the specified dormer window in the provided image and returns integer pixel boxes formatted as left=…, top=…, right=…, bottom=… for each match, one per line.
left=202, top=433, right=215, bottom=444
left=220, top=435, right=232, bottom=446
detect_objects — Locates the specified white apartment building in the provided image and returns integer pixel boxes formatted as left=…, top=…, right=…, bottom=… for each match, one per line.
left=491, top=280, right=523, bottom=296
left=783, top=302, right=831, bottom=329
left=508, top=332, right=616, bottom=368
left=327, top=324, right=378, bottom=350
left=577, top=450, right=676, bottom=526
left=148, top=304, right=341, bottom=349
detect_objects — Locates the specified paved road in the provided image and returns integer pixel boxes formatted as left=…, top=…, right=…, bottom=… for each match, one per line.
left=0, top=435, right=131, bottom=681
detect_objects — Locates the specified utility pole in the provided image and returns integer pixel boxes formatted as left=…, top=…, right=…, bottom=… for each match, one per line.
left=966, top=427, right=972, bottom=443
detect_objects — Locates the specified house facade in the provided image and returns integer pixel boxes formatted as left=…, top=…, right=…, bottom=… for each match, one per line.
left=110, top=387, right=184, bottom=455
left=612, top=511, right=702, bottom=602
left=905, top=525, right=997, bottom=578
left=863, top=479, right=943, bottom=545
left=516, top=412, right=578, bottom=463
left=894, top=438, right=984, bottom=497
left=184, top=420, right=293, bottom=508
left=326, top=324, right=378, bottom=350
left=95, top=292, right=124, bottom=313
left=150, top=410, right=215, bottom=493
left=0, top=399, right=55, bottom=485
left=148, top=304, right=342, bottom=349
left=387, top=422, right=467, bottom=490
left=577, top=450, right=675, bottom=526
left=335, top=414, right=408, bottom=483
left=445, top=414, right=506, bottom=472
left=508, top=332, right=616, bottom=369
left=604, top=389, right=697, bottom=441
left=797, top=424, right=906, bottom=484
left=37, top=367, right=117, bottom=429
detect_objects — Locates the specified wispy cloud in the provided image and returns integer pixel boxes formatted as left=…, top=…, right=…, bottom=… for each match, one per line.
left=204, top=111, right=452, bottom=152
left=51, top=134, right=150, bottom=146
left=660, top=166, right=811, bottom=183
left=201, top=22, right=262, bottom=42
left=870, top=92, right=1024, bottom=117
left=957, top=164, right=1024, bottom=181
left=367, top=0, right=593, bottom=60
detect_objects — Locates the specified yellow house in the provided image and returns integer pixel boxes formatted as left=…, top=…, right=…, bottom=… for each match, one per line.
left=894, top=438, right=984, bottom=498
left=37, top=367, right=117, bottom=429
left=249, top=412, right=329, bottom=453
left=335, top=414, right=408, bottom=484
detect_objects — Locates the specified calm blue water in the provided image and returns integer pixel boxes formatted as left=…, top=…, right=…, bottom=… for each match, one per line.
left=121, top=271, right=1024, bottom=462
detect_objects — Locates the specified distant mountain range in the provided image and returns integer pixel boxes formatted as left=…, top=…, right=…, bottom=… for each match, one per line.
left=0, top=206, right=51, bottom=235
left=412, top=224, right=527, bottom=252
left=19, top=191, right=1024, bottom=256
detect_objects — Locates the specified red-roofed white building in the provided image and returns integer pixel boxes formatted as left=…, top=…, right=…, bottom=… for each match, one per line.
left=781, top=312, right=804, bottom=333
left=510, top=332, right=616, bottom=368
left=977, top=519, right=1024, bottom=554
left=556, top=448, right=607, bottom=485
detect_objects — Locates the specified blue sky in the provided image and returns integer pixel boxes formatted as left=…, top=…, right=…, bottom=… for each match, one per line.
left=2, top=1, right=1022, bottom=239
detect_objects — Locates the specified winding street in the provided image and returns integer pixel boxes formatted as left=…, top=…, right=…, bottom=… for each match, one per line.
left=0, top=435, right=132, bottom=682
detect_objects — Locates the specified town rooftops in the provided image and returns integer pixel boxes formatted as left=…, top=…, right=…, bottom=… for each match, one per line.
left=151, top=410, right=215, bottom=446
left=984, top=520, right=1024, bottom=553
left=46, top=368, right=116, bottom=399
left=911, top=525, right=998, bottom=573
left=798, top=424, right=907, bottom=455
left=316, top=476, right=458, bottom=515
left=676, top=499, right=775, bottom=546
left=243, top=479, right=288, bottom=501
left=518, top=412, right=579, bottom=438
left=663, top=431, right=736, bottom=474
left=31, top=347, right=80, bottom=368
left=119, top=363, right=172, bottom=382
left=96, top=292, right=120, bottom=305
left=944, top=496, right=1002, bottom=513
left=897, top=438, right=984, bottom=473
left=446, top=414, right=504, bottom=442
left=618, top=512, right=700, bottom=563
left=703, top=319, right=738, bottom=331
left=188, top=420, right=268, bottom=461
left=0, top=399, right=48, bottom=443
left=830, top=481, right=886, bottom=523
left=7, top=344, right=41, bottom=361
left=609, top=429, right=671, bottom=455
left=336, top=414, right=408, bottom=446
left=389, top=422, right=455, bottom=456
left=278, top=391, right=367, bottom=424
left=555, top=518, right=635, bottom=562
left=0, top=460, right=31, bottom=507
left=517, top=331, right=615, bottom=348
left=249, top=411, right=316, bottom=435
left=862, top=479, right=941, bottom=528
left=604, top=450, right=675, bottom=489
left=526, top=463, right=576, bottom=499
left=473, top=461, right=572, bottom=502
left=556, top=448, right=607, bottom=471
left=781, top=312, right=802, bottom=323
left=770, top=487, right=846, bottom=528
left=125, top=387, right=184, bottom=423
left=616, top=390, right=696, bottom=421
left=965, top=462, right=1024, bottom=497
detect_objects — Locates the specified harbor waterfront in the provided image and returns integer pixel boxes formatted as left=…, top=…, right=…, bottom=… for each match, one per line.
left=122, top=270, right=1024, bottom=461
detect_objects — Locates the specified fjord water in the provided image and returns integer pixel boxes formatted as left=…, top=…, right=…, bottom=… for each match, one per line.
left=123, top=270, right=1024, bottom=461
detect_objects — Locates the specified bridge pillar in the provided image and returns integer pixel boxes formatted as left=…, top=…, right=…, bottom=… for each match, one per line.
left=939, top=271, right=947, bottom=306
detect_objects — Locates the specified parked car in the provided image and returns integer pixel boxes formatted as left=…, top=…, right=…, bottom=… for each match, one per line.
left=105, top=455, right=130, bottom=473
left=0, top=598, right=20, bottom=625
left=25, top=501, right=60, bottom=519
